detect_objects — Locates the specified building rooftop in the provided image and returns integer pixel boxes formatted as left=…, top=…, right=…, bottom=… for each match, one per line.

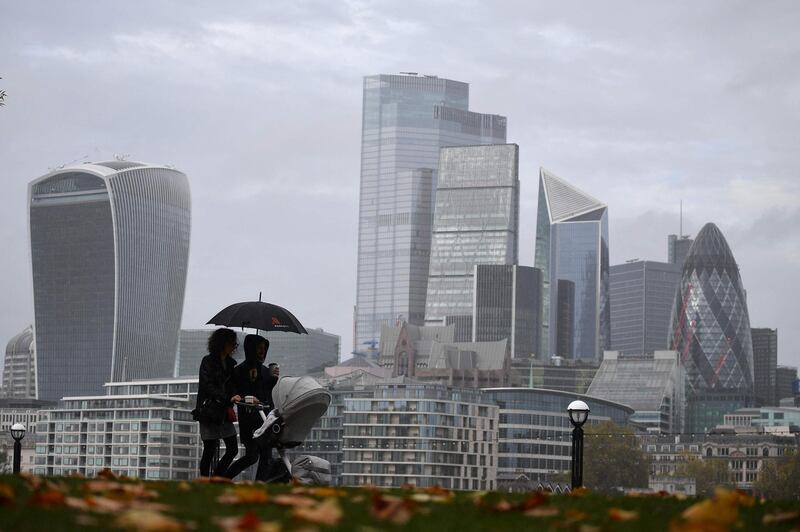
left=586, top=351, right=681, bottom=412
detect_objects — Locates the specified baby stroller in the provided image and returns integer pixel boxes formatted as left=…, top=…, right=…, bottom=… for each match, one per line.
left=249, top=376, right=332, bottom=484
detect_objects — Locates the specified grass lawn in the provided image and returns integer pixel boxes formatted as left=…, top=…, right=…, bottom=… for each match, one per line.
left=1, top=473, right=799, bottom=531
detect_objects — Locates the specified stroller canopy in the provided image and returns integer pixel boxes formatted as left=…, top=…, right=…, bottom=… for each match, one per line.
left=271, top=376, right=331, bottom=445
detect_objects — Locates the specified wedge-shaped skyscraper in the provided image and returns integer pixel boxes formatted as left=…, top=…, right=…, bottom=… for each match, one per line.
left=534, top=168, right=609, bottom=361
left=355, top=74, right=506, bottom=352
left=669, top=222, right=754, bottom=432
left=29, top=161, right=191, bottom=400
left=424, top=144, right=519, bottom=339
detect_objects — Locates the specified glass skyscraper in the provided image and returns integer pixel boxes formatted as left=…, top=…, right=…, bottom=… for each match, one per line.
left=751, top=328, right=777, bottom=406
left=668, top=234, right=694, bottom=267
left=424, top=144, right=519, bottom=336
left=669, top=223, right=754, bottom=433
left=473, top=264, right=541, bottom=358
left=610, top=260, right=681, bottom=355
left=29, top=161, right=191, bottom=401
left=354, top=74, right=506, bottom=353
left=533, top=168, right=610, bottom=362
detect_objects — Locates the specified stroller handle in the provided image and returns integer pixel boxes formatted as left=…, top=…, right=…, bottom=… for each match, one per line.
left=233, top=400, right=268, bottom=411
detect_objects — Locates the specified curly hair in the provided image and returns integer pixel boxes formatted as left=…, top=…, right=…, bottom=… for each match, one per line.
left=207, top=328, right=237, bottom=356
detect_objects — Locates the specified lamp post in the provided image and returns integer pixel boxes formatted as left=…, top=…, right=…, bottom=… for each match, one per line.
left=567, top=400, right=590, bottom=490
left=10, top=423, right=26, bottom=474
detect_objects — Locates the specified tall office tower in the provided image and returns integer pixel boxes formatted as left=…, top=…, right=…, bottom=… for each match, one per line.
left=668, top=234, right=694, bottom=267
left=751, top=328, right=778, bottom=406
left=610, top=260, right=681, bottom=355
left=29, top=161, right=191, bottom=401
left=473, top=264, right=541, bottom=358
left=555, top=279, right=575, bottom=359
left=354, top=73, right=507, bottom=353
left=776, top=366, right=798, bottom=403
left=2, top=325, right=36, bottom=398
left=669, top=223, right=754, bottom=433
left=533, top=168, right=610, bottom=362
left=424, top=144, right=519, bottom=338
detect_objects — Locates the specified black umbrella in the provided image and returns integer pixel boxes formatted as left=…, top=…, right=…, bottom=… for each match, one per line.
left=207, top=300, right=308, bottom=334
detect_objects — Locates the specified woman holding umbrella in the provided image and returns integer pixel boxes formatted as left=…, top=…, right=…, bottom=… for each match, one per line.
left=195, top=328, right=241, bottom=477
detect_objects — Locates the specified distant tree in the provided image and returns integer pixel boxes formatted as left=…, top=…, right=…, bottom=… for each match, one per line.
left=583, top=421, right=649, bottom=492
left=755, top=450, right=800, bottom=501
left=675, top=453, right=732, bottom=496
left=0, top=76, right=6, bottom=107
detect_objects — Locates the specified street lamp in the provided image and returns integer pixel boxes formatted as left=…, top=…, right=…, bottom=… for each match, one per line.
left=567, top=400, right=590, bottom=489
left=10, top=423, right=26, bottom=474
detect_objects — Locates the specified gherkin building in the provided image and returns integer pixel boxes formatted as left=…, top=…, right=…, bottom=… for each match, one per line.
left=669, top=223, right=754, bottom=432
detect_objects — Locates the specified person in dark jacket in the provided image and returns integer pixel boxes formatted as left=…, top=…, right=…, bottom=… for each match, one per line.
left=196, top=328, right=241, bottom=477
left=224, top=334, right=278, bottom=480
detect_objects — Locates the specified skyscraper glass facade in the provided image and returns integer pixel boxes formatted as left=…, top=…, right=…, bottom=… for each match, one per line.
left=355, top=74, right=506, bottom=353
left=669, top=223, right=754, bottom=433
left=425, top=144, right=519, bottom=334
left=751, top=328, right=777, bottom=407
left=610, top=260, right=681, bottom=355
left=668, top=234, right=694, bottom=267
left=29, top=162, right=191, bottom=401
left=474, top=265, right=541, bottom=358
left=533, top=169, right=609, bottom=362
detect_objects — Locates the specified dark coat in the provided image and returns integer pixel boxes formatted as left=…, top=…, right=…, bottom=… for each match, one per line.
left=232, top=362, right=278, bottom=435
left=196, top=353, right=236, bottom=411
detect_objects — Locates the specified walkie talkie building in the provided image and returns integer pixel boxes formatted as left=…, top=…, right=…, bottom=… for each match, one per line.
left=29, top=161, right=191, bottom=401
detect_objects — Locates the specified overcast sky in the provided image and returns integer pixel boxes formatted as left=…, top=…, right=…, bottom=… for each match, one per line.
left=1, top=1, right=798, bottom=374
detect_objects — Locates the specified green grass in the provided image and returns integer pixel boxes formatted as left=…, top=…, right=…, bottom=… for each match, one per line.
left=1, top=474, right=799, bottom=531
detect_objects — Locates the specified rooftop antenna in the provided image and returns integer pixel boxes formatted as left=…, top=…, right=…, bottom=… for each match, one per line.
left=680, top=200, right=683, bottom=239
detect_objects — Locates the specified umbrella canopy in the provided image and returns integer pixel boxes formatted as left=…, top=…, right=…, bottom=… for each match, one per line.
left=207, top=301, right=308, bottom=334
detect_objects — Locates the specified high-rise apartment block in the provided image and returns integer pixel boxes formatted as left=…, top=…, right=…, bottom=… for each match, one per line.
left=354, top=74, right=506, bottom=353
left=29, top=161, right=191, bottom=401
left=473, top=265, right=541, bottom=358
left=533, top=168, right=610, bottom=362
left=2, top=325, right=36, bottom=398
left=669, top=223, right=754, bottom=433
left=751, top=328, right=778, bottom=406
left=424, top=144, right=519, bottom=337
left=610, top=260, right=681, bottom=355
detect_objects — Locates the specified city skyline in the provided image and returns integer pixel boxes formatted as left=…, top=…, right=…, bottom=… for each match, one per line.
left=1, top=2, right=799, bottom=377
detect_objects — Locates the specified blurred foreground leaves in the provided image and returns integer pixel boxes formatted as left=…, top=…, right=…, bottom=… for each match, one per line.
left=0, top=469, right=799, bottom=531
